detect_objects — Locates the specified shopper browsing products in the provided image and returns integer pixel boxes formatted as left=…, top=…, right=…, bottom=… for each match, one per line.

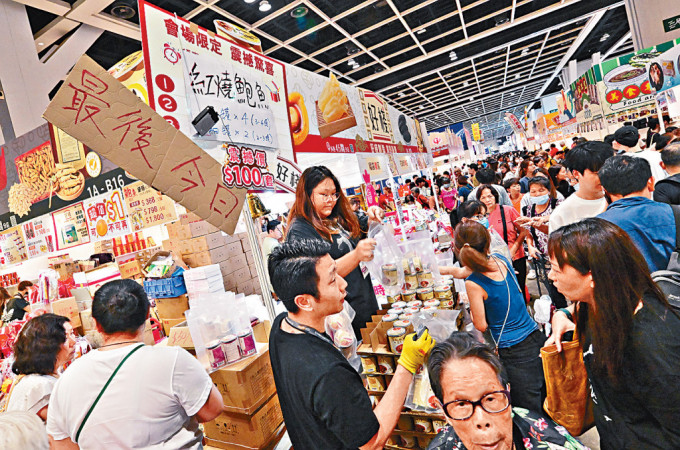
left=268, top=239, right=435, bottom=449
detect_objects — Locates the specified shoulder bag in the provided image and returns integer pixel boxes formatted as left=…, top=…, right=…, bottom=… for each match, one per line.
left=75, top=344, right=144, bottom=444
left=541, top=338, right=594, bottom=436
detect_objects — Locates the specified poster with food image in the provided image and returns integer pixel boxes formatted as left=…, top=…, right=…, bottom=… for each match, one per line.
left=123, top=181, right=177, bottom=231
left=0, top=226, right=27, bottom=266
left=22, top=216, right=55, bottom=259
left=646, top=40, right=680, bottom=93
left=389, top=105, right=421, bottom=154
left=82, top=189, right=131, bottom=241
left=52, top=202, right=90, bottom=250
left=569, top=69, right=603, bottom=122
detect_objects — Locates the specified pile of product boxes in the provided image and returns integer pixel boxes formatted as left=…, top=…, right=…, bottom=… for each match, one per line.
left=163, top=213, right=262, bottom=297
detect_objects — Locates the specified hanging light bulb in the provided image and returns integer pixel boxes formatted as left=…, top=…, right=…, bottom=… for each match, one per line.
left=259, top=0, right=271, bottom=12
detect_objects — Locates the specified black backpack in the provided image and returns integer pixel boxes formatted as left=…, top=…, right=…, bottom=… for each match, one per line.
left=651, top=205, right=680, bottom=310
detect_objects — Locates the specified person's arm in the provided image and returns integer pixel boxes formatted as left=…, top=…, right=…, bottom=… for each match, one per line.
left=508, top=227, right=528, bottom=257
left=465, top=280, right=488, bottom=332
left=439, top=265, right=472, bottom=279
left=195, top=385, right=223, bottom=423
left=49, top=436, right=79, bottom=450
left=359, top=331, right=435, bottom=450
left=37, top=404, right=48, bottom=421
left=544, top=304, right=577, bottom=351
left=336, top=238, right=375, bottom=278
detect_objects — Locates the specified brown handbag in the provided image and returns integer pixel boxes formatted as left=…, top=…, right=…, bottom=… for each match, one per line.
left=540, top=339, right=595, bottom=436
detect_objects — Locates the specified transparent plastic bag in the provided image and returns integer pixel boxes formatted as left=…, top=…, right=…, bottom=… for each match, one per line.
left=366, top=222, right=405, bottom=296
left=326, top=301, right=360, bottom=371
left=398, top=230, right=442, bottom=285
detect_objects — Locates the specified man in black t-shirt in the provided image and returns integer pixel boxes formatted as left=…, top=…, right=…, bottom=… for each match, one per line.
left=268, top=239, right=435, bottom=449
left=1, top=281, right=33, bottom=323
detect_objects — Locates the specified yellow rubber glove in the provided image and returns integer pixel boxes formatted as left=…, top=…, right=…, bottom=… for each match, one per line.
left=397, top=329, right=436, bottom=374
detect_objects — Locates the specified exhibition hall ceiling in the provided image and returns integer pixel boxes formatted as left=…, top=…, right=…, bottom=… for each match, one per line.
left=19, top=0, right=633, bottom=139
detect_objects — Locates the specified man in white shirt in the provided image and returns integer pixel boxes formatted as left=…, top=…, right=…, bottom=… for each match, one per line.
left=549, top=141, right=614, bottom=234
left=611, top=125, right=667, bottom=183
left=47, top=279, right=223, bottom=449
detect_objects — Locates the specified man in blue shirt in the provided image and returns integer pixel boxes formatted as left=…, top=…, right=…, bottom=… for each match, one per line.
left=598, top=155, right=675, bottom=273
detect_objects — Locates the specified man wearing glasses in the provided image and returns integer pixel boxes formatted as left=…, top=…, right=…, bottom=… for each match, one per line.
left=426, top=332, right=586, bottom=450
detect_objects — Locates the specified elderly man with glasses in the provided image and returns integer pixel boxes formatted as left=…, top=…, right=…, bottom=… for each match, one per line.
left=426, top=332, right=587, bottom=450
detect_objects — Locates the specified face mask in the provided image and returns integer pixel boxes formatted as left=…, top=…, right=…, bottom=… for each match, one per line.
left=530, top=194, right=550, bottom=205
left=443, top=184, right=451, bottom=189
left=476, top=217, right=490, bottom=228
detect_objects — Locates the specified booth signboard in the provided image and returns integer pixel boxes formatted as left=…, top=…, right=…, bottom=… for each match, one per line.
left=138, top=1, right=293, bottom=161
left=42, top=55, right=247, bottom=235
left=646, top=40, right=680, bottom=93
left=273, top=156, right=302, bottom=194
left=471, top=123, right=481, bottom=141
left=569, top=69, right=603, bottom=122
left=123, top=181, right=177, bottom=231
left=358, top=88, right=394, bottom=145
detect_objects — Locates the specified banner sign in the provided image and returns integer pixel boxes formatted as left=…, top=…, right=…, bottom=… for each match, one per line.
left=83, top=189, right=131, bottom=241
left=123, top=181, right=178, bottom=231
left=42, top=55, right=247, bottom=236
left=471, top=123, right=481, bottom=141
left=222, top=144, right=275, bottom=189
left=647, top=40, right=680, bottom=93
left=52, top=203, right=90, bottom=251
left=358, top=88, right=394, bottom=144
left=357, top=154, right=389, bottom=181
left=138, top=0, right=293, bottom=160
left=504, top=113, right=526, bottom=136
left=273, top=156, right=302, bottom=194
left=570, top=69, right=603, bottom=122
left=22, top=216, right=55, bottom=259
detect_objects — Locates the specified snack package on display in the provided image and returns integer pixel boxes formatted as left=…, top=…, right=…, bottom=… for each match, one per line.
left=37, top=269, right=59, bottom=304
left=325, top=301, right=360, bottom=371
left=406, top=366, right=439, bottom=413
left=366, top=222, right=405, bottom=297
left=186, top=292, right=258, bottom=373
left=398, top=230, right=442, bottom=286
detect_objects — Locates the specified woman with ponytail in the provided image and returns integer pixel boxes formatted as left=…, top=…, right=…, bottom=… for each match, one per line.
left=454, top=221, right=545, bottom=412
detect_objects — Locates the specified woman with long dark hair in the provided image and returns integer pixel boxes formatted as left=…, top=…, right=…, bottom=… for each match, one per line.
left=548, top=164, right=574, bottom=199
left=453, top=221, right=545, bottom=412
left=518, top=159, right=536, bottom=193
left=4, top=314, right=75, bottom=420
left=547, top=218, right=680, bottom=448
left=286, top=166, right=382, bottom=337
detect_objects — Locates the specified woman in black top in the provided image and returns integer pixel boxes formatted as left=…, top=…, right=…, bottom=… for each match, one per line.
left=286, top=166, right=382, bottom=338
left=548, top=164, right=574, bottom=199
left=547, top=219, right=680, bottom=449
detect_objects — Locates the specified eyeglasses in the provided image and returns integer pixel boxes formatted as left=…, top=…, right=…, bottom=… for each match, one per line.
left=442, top=390, right=511, bottom=420
left=317, top=192, right=340, bottom=202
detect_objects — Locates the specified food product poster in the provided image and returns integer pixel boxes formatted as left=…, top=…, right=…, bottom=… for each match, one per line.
left=0, top=122, right=136, bottom=234
left=138, top=0, right=292, bottom=160
left=52, top=203, right=90, bottom=251
left=42, top=55, right=248, bottom=236
left=646, top=40, right=680, bottom=93
left=389, top=104, right=420, bottom=153
left=0, top=226, right=27, bottom=266
left=555, top=90, right=577, bottom=126
left=569, top=68, right=603, bottom=122
left=82, top=189, right=131, bottom=241
left=428, top=130, right=449, bottom=153
left=22, top=216, right=55, bottom=259
left=594, top=43, right=675, bottom=116
left=123, top=181, right=177, bottom=231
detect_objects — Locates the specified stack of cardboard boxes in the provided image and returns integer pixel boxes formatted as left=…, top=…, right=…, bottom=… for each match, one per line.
left=163, top=214, right=262, bottom=296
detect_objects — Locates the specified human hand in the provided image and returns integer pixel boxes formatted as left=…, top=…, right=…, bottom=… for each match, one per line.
left=515, top=216, right=532, bottom=226
left=367, top=206, right=385, bottom=222
left=398, top=329, right=436, bottom=374
left=355, top=238, right=377, bottom=262
left=544, top=309, right=576, bottom=352
left=528, top=246, right=540, bottom=260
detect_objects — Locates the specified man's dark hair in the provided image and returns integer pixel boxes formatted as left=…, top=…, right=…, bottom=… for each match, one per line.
left=268, top=239, right=332, bottom=313
left=528, top=176, right=551, bottom=191
left=564, top=141, right=614, bottom=175
left=450, top=200, right=485, bottom=228
left=475, top=168, right=496, bottom=184
left=93, top=279, right=150, bottom=334
left=476, top=184, right=499, bottom=204
left=550, top=143, right=557, bottom=148
left=266, top=219, right=281, bottom=233
left=502, top=177, right=519, bottom=190
left=18, top=281, right=33, bottom=292
left=648, top=118, right=660, bottom=130
left=603, top=134, right=615, bottom=146
left=412, top=187, right=421, bottom=195
left=469, top=163, right=479, bottom=171
left=661, top=142, right=680, bottom=167
left=598, top=155, right=651, bottom=196
left=12, top=313, right=69, bottom=376
left=428, top=332, right=507, bottom=403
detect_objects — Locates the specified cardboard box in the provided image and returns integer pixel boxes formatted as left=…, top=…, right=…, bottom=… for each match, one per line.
left=80, top=309, right=95, bottom=332
left=189, top=220, right=219, bottom=237
left=232, top=267, right=250, bottom=284
left=83, top=263, right=122, bottom=295
left=252, top=321, right=271, bottom=344
left=166, top=320, right=194, bottom=349
left=240, top=238, right=251, bottom=252
left=219, top=259, right=236, bottom=276
left=51, top=297, right=82, bottom=328
left=224, top=241, right=243, bottom=256
left=210, top=344, right=275, bottom=413
left=166, top=222, right=192, bottom=241
left=223, top=276, right=237, bottom=292
left=155, top=294, right=189, bottom=319
left=143, top=251, right=185, bottom=278
left=205, top=423, right=285, bottom=450
left=51, top=261, right=80, bottom=281
left=162, top=239, right=182, bottom=254
left=162, top=318, right=185, bottom=335
left=118, top=259, right=143, bottom=279
left=249, top=265, right=259, bottom=279
left=244, top=251, right=254, bottom=265
left=185, top=245, right=230, bottom=268
left=179, top=212, right=203, bottom=224
left=203, top=394, right=283, bottom=447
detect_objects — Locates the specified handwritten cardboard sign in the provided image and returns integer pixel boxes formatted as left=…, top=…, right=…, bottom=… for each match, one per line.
left=43, top=55, right=246, bottom=235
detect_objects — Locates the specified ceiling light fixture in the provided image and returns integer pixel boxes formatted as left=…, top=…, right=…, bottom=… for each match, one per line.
left=244, top=0, right=256, bottom=3
left=419, top=105, right=424, bottom=109
left=259, top=0, right=271, bottom=12
left=38, top=42, right=44, bottom=46
left=516, top=73, right=521, bottom=79
left=449, top=51, right=458, bottom=61
left=600, top=33, right=610, bottom=42
left=398, top=92, right=405, bottom=97
left=290, top=6, right=308, bottom=18
left=469, top=96, right=474, bottom=101
left=110, top=1, right=136, bottom=19
left=417, top=28, right=427, bottom=34
left=463, top=81, right=469, bottom=87
left=510, top=92, right=515, bottom=96
left=348, top=58, right=355, bottom=65
left=521, top=48, right=529, bottom=56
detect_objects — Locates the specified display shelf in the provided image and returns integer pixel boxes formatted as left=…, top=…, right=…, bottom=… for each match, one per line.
left=362, top=371, right=395, bottom=377
left=366, top=389, right=386, bottom=396
left=357, top=343, right=395, bottom=356
left=391, top=429, right=438, bottom=438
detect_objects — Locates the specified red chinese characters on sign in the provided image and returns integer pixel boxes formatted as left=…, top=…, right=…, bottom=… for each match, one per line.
left=162, top=18, right=224, bottom=57
left=171, top=156, right=206, bottom=193
left=210, top=184, right=240, bottom=219
left=112, top=109, right=153, bottom=169
left=62, top=70, right=111, bottom=137
left=222, top=145, right=274, bottom=189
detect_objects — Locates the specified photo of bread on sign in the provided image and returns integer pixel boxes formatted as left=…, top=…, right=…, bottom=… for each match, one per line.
left=316, top=73, right=357, bottom=139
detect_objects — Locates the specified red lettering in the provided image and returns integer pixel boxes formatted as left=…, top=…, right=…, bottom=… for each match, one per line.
left=171, top=156, right=206, bottom=193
